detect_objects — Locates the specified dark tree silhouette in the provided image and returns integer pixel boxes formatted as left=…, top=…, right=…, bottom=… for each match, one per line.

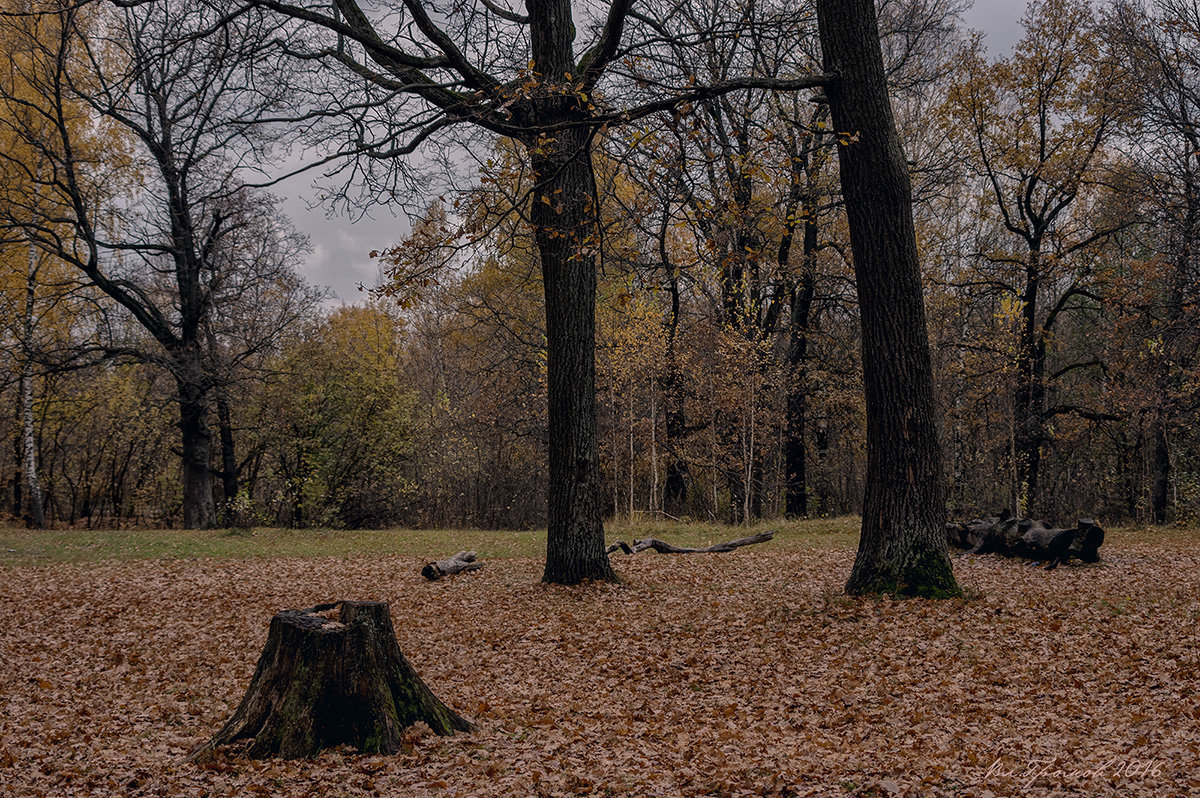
left=233, top=0, right=829, bottom=583
left=0, top=3, right=314, bottom=528
left=815, top=0, right=959, bottom=597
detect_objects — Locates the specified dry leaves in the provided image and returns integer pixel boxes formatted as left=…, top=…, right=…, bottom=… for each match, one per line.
left=1, top=536, right=1198, bottom=796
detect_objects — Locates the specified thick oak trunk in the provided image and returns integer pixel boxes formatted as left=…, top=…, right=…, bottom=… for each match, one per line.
left=529, top=119, right=616, bottom=585
left=178, top=375, right=216, bottom=529
left=524, top=0, right=617, bottom=585
left=189, top=601, right=470, bottom=761
left=816, top=0, right=958, bottom=597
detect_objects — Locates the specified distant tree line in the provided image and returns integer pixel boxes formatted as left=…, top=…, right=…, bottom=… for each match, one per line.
left=1, top=0, right=1198, bottom=534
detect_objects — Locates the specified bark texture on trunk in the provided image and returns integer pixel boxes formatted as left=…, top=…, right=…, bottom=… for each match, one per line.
left=189, top=601, right=471, bottom=761
left=1013, top=249, right=1046, bottom=515
left=521, top=0, right=616, bottom=584
left=177, top=368, right=216, bottom=529
left=661, top=262, right=689, bottom=515
left=784, top=244, right=816, bottom=519
left=526, top=68, right=616, bottom=584
left=20, top=243, right=45, bottom=529
left=816, top=0, right=959, bottom=598
left=948, top=514, right=1104, bottom=568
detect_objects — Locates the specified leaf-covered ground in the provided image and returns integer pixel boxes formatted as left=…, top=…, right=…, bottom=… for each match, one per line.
left=1, top=526, right=1198, bottom=796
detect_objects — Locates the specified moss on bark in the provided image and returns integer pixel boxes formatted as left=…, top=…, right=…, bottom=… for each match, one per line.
left=189, top=601, right=470, bottom=761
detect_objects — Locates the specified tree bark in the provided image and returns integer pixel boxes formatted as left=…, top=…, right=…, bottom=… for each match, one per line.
left=1150, top=416, right=1170, bottom=524
left=189, top=601, right=470, bottom=761
left=177, top=365, right=216, bottom=529
left=778, top=115, right=825, bottom=520
left=949, top=515, right=1104, bottom=568
left=661, top=245, right=690, bottom=515
left=525, top=20, right=616, bottom=583
left=1150, top=266, right=1184, bottom=525
left=784, top=235, right=817, bottom=519
left=816, top=0, right=959, bottom=597
left=1013, top=248, right=1047, bottom=515
left=20, top=242, right=45, bottom=529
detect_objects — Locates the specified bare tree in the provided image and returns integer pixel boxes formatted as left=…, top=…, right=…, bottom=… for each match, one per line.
left=1108, top=0, right=1200, bottom=524
left=0, top=1, right=312, bottom=527
left=816, top=0, right=959, bottom=597
left=941, top=0, right=1131, bottom=515
left=604, top=0, right=964, bottom=521
left=221, top=0, right=830, bottom=583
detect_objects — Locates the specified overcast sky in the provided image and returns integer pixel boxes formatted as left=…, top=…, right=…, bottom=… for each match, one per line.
left=962, top=0, right=1028, bottom=55
left=281, top=1, right=1032, bottom=304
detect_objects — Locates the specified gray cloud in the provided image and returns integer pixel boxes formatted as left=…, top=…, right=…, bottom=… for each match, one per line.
left=962, top=0, right=1028, bottom=55
left=280, top=187, right=409, bottom=304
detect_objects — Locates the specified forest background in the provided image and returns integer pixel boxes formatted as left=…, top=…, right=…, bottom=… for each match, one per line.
left=2, top=0, right=1198, bottom=534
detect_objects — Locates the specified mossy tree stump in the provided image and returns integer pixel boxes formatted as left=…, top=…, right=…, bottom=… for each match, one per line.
left=189, top=600, right=471, bottom=761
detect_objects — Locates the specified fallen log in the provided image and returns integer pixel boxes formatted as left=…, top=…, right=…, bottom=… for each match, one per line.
left=188, top=600, right=470, bottom=761
left=606, top=530, right=775, bottom=555
left=946, top=508, right=1013, bottom=550
left=421, top=550, right=483, bottom=581
left=947, top=514, right=1104, bottom=569
left=1069, top=519, right=1105, bottom=563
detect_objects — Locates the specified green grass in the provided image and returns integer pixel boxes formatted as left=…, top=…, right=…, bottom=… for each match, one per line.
left=0, top=517, right=862, bottom=567
left=0, top=525, right=545, bottom=566
left=606, top=516, right=860, bottom=548
left=5, top=516, right=1182, bottom=568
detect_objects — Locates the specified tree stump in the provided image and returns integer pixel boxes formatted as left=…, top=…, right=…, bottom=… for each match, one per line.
left=188, top=601, right=471, bottom=761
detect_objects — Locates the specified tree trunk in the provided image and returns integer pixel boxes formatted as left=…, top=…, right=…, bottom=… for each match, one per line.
left=659, top=216, right=690, bottom=516
left=1150, top=269, right=1184, bottom=525
left=1150, top=416, right=1170, bottom=525
left=10, top=431, right=21, bottom=519
left=216, top=388, right=239, bottom=520
left=728, top=470, right=746, bottom=525
left=949, top=514, right=1104, bottom=568
left=189, top=601, right=470, bottom=761
left=661, top=385, right=688, bottom=517
left=177, top=370, right=216, bottom=529
left=523, top=0, right=615, bottom=584
left=20, top=243, right=45, bottom=529
left=785, top=241, right=816, bottom=519
left=1013, top=249, right=1045, bottom=515
left=815, top=0, right=959, bottom=598
left=527, top=119, right=616, bottom=585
